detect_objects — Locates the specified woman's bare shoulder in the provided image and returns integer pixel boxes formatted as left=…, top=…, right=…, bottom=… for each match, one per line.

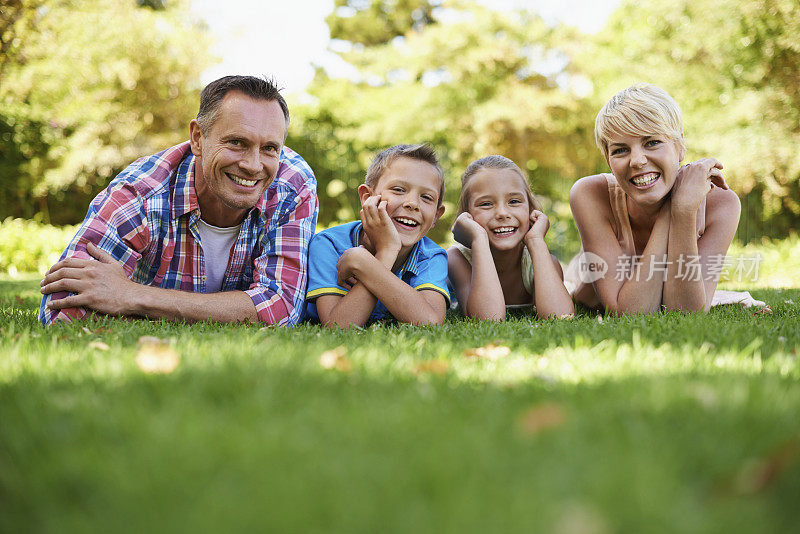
left=570, top=173, right=610, bottom=196
left=705, top=185, right=741, bottom=227
left=570, top=173, right=613, bottom=215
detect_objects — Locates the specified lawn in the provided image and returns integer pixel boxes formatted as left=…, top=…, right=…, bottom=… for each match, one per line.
left=1, top=276, right=799, bottom=533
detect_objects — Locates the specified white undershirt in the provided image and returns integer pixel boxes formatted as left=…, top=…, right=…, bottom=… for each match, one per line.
left=196, top=219, right=241, bottom=293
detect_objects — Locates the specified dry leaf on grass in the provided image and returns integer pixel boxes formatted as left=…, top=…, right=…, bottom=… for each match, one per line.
left=413, top=359, right=450, bottom=375
left=463, top=343, right=511, bottom=361
left=517, top=403, right=567, bottom=437
left=319, top=346, right=351, bottom=372
left=88, top=341, right=110, bottom=351
left=136, top=337, right=180, bottom=374
left=754, top=305, right=773, bottom=316
left=730, top=438, right=799, bottom=496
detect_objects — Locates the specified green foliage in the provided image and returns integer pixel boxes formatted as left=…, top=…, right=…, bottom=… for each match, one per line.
left=326, top=0, right=437, bottom=46
left=725, top=233, right=800, bottom=289
left=294, top=0, right=800, bottom=246
left=0, top=218, right=77, bottom=275
left=0, top=0, right=210, bottom=223
left=1, top=279, right=799, bottom=531
left=571, top=0, right=800, bottom=240
left=293, top=1, right=601, bottom=246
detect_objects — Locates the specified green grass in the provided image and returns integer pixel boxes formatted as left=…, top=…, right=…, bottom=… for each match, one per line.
left=1, top=276, right=799, bottom=533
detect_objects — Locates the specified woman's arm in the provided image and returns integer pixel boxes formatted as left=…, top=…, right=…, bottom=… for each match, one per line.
left=570, top=175, right=670, bottom=314
left=663, top=159, right=738, bottom=312
left=664, top=184, right=740, bottom=312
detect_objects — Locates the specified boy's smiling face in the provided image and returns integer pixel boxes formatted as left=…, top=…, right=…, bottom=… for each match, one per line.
left=358, top=156, right=445, bottom=252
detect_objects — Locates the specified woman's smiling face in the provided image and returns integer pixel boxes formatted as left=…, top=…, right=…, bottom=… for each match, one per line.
left=606, top=132, right=685, bottom=207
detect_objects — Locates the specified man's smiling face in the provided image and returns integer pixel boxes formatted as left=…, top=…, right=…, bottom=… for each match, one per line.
left=190, top=91, right=286, bottom=227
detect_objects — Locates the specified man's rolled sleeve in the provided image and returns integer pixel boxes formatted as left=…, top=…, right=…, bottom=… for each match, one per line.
left=245, top=185, right=318, bottom=326
left=39, top=183, right=148, bottom=325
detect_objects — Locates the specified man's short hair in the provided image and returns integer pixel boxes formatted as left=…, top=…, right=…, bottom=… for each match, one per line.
left=595, top=83, right=684, bottom=160
left=196, top=75, right=289, bottom=134
left=364, top=144, right=445, bottom=205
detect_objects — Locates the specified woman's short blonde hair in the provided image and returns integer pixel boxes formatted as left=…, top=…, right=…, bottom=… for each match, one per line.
left=457, top=155, right=542, bottom=216
left=595, top=83, right=684, bottom=160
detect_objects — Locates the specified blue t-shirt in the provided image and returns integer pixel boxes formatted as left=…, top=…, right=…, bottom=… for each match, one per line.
left=304, top=221, right=450, bottom=324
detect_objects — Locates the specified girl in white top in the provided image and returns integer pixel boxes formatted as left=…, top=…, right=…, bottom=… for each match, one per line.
left=447, top=156, right=574, bottom=321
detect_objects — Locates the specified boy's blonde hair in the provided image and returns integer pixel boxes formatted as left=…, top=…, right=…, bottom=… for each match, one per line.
left=365, top=144, right=445, bottom=205
left=595, top=83, right=684, bottom=160
left=457, top=155, right=543, bottom=216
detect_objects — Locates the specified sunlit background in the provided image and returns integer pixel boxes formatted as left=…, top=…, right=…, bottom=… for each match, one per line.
left=2, top=0, right=799, bottom=273
left=193, top=0, right=623, bottom=94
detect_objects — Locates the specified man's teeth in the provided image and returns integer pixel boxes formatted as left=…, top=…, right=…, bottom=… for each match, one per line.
left=228, top=174, right=256, bottom=187
left=493, top=226, right=516, bottom=235
left=632, top=172, right=659, bottom=186
left=395, top=217, right=419, bottom=227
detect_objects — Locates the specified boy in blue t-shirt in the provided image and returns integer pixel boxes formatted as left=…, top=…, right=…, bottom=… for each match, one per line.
left=305, top=144, right=450, bottom=327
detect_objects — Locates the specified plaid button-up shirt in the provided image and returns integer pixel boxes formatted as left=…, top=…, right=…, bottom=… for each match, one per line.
left=39, top=141, right=318, bottom=326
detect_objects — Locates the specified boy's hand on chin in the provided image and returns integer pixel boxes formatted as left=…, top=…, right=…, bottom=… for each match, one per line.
left=452, top=212, right=487, bottom=248
left=360, top=195, right=401, bottom=256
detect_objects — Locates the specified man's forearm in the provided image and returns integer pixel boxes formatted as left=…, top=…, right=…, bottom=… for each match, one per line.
left=128, top=285, right=259, bottom=323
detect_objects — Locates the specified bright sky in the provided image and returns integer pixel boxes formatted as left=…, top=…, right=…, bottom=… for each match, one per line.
left=192, top=0, right=622, bottom=95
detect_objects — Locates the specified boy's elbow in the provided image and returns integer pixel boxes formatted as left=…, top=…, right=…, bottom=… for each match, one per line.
left=410, top=309, right=446, bottom=326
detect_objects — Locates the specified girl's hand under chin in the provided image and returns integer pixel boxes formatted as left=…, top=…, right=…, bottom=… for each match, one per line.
left=452, top=212, right=488, bottom=248
left=525, top=210, right=549, bottom=244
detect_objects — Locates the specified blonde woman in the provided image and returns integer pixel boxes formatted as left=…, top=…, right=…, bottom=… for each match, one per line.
left=568, top=83, right=763, bottom=313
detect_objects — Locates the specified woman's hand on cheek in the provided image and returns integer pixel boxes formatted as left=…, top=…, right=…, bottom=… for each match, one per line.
left=525, top=210, right=549, bottom=243
left=452, top=212, right=488, bottom=248
left=671, top=158, right=723, bottom=214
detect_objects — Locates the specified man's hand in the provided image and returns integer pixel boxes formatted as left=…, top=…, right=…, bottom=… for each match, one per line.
left=452, top=212, right=488, bottom=248
left=671, top=158, right=727, bottom=215
left=41, top=242, right=136, bottom=316
left=524, top=210, right=550, bottom=245
left=336, top=246, right=373, bottom=288
left=360, top=195, right=401, bottom=257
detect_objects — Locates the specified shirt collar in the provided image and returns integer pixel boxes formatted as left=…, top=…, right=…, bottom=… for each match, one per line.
left=171, top=148, right=270, bottom=221
left=351, top=221, right=422, bottom=276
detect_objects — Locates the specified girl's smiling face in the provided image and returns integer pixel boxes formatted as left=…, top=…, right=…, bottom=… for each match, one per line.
left=466, top=168, right=532, bottom=251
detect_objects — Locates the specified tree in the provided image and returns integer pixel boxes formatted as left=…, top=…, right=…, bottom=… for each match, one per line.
left=0, top=0, right=211, bottom=223
left=290, top=1, right=597, bottom=251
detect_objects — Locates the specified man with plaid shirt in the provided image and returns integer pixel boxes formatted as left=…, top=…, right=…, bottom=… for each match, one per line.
left=39, top=75, right=318, bottom=326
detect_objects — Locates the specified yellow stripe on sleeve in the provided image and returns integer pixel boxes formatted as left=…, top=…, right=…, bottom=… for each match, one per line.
left=307, top=287, right=348, bottom=299
left=414, top=283, right=450, bottom=304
